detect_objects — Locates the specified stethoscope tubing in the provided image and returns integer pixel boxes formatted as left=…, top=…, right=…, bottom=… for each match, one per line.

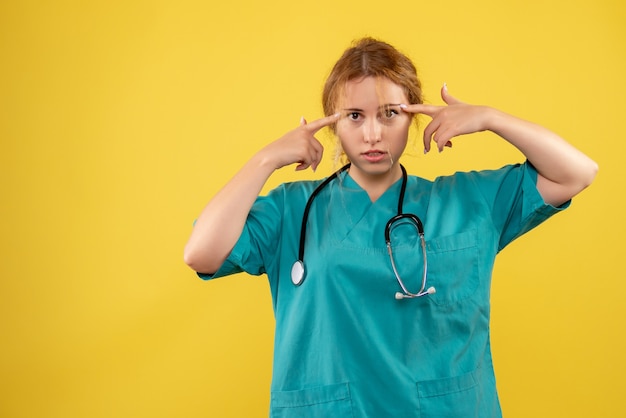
left=292, top=163, right=434, bottom=299
left=296, top=164, right=351, bottom=264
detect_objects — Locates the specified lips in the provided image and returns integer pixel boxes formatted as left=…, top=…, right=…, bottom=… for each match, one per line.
left=362, top=150, right=386, bottom=157
left=362, top=150, right=387, bottom=162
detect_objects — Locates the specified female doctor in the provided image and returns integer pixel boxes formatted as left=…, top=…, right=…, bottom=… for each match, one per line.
left=184, top=38, right=597, bottom=417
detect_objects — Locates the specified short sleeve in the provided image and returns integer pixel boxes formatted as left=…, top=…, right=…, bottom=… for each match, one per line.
left=197, top=185, right=286, bottom=281
left=472, top=161, right=570, bottom=251
left=197, top=226, right=254, bottom=280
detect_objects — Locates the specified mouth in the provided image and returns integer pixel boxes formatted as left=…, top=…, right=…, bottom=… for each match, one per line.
left=361, top=150, right=387, bottom=162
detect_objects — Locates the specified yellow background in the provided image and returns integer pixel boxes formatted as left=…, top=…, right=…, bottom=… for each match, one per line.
left=1, top=0, right=624, bottom=417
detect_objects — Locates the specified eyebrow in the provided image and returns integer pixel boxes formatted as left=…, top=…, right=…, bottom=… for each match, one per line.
left=342, top=103, right=403, bottom=112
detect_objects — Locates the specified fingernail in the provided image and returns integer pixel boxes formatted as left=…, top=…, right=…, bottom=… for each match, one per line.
left=300, top=116, right=305, bottom=125
left=443, top=82, right=448, bottom=90
left=333, top=112, right=341, bottom=118
left=423, top=148, right=428, bottom=155
left=399, top=104, right=407, bottom=109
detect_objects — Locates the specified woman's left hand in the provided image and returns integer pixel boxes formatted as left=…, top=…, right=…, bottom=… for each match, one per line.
left=402, top=83, right=597, bottom=206
left=401, top=84, right=493, bottom=153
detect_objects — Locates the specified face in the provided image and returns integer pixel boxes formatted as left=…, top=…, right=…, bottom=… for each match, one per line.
left=335, top=76, right=412, bottom=185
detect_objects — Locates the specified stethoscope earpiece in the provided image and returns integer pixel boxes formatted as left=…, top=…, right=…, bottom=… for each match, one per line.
left=395, top=286, right=436, bottom=300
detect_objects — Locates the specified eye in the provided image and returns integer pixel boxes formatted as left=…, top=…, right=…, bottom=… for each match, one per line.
left=347, top=112, right=361, bottom=121
left=382, top=107, right=399, bottom=119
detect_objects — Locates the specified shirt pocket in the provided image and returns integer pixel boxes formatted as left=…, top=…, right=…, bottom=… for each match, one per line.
left=270, top=383, right=354, bottom=418
left=416, top=369, right=481, bottom=418
left=426, top=230, right=480, bottom=306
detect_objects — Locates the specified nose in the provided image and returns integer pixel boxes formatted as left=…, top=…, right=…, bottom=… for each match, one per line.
left=363, top=119, right=382, bottom=144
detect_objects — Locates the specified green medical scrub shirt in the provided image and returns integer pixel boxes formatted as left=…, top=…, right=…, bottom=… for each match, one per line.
left=200, top=162, right=568, bottom=417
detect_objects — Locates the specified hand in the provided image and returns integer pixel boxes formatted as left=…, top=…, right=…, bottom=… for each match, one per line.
left=258, top=113, right=340, bottom=171
left=400, top=84, right=491, bottom=153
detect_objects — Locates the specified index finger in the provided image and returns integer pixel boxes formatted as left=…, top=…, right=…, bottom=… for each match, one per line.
left=303, top=113, right=341, bottom=133
left=400, top=103, right=442, bottom=117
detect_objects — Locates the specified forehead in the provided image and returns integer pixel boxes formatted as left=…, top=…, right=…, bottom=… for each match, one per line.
left=341, top=76, right=408, bottom=108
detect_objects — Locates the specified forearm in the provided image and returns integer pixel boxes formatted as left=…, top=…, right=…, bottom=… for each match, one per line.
left=183, top=112, right=343, bottom=273
left=184, top=153, right=276, bottom=274
left=487, top=108, right=598, bottom=206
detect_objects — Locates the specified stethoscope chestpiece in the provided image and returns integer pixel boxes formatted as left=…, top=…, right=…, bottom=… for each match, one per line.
left=291, top=260, right=305, bottom=286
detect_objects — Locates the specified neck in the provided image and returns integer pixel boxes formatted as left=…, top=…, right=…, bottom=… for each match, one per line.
left=348, top=163, right=403, bottom=202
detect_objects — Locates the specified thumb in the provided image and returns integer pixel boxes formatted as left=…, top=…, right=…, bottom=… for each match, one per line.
left=441, top=83, right=463, bottom=105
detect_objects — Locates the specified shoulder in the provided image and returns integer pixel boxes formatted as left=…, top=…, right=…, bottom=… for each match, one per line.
left=428, top=163, right=527, bottom=188
left=266, top=178, right=327, bottom=199
left=258, top=177, right=330, bottom=211
left=405, top=163, right=532, bottom=204
left=281, top=178, right=325, bottom=193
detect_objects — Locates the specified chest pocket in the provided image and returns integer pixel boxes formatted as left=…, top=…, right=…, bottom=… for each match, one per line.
left=425, top=230, right=480, bottom=306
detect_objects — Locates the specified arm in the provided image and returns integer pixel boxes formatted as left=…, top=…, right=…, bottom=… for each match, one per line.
left=184, top=114, right=340, bottom=274
left=401, top=85, right=598, bottom=207
left=487, top=108, right=597, bottom=207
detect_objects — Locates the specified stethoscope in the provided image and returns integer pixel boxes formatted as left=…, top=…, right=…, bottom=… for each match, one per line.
left=290, top=163, right=436, bottom=300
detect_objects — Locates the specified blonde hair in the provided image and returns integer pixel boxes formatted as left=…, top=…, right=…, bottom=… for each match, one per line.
left=322, top=38, right=423, bottom=165
left=322, top=38, right=423, bottom=127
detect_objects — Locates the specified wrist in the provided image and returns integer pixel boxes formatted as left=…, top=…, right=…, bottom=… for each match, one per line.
left=484, top=107, right=510, bottom=135
left=250, top=149, right=281, bottom=173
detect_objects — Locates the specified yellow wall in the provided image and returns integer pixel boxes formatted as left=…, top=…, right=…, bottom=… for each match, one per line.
left=1, top=1, right=624, bottom=417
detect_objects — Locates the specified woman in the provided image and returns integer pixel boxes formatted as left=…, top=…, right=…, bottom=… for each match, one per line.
left=184, top=38, right=597, bottom=417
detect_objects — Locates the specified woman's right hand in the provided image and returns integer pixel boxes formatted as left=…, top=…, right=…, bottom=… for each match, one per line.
left=184, top=112, right=341, bottom=273
left=257, top=113, right=341, bottom=172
